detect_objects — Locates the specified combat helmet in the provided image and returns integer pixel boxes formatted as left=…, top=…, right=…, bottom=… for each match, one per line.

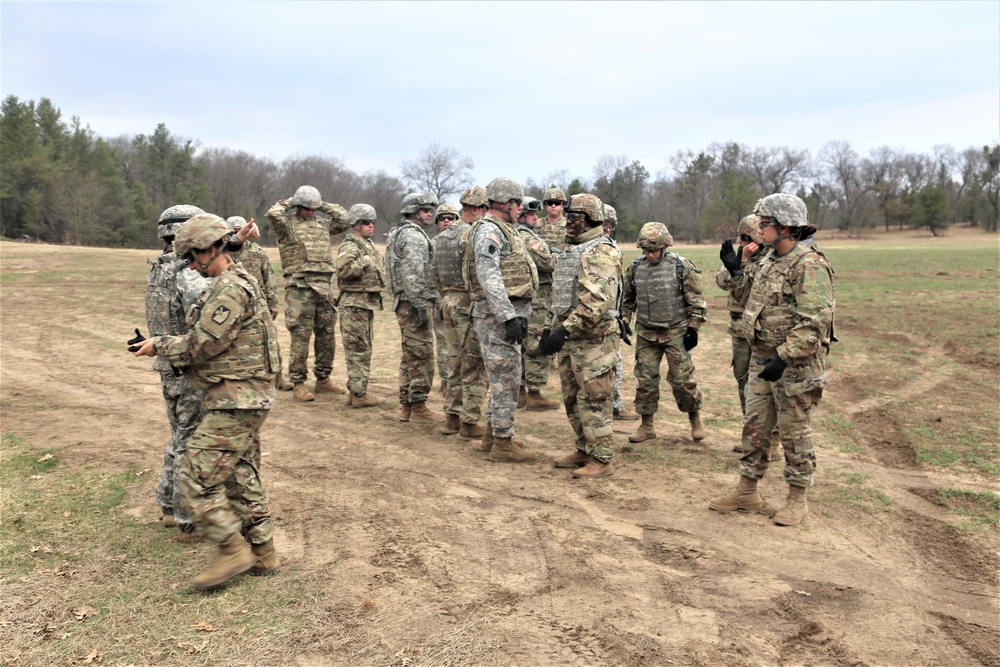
left=737, top=214, right=764, bottom=244
left=348, top=203, right=377, bottom=226
left=485, top=177, right=524, bottom=204
left=174, top=213, right=233, bottom=259
left=459, top=186, right=488, bottom=208
left=543, top=187, right=567, bottom=204
left=603, top=204, right=618, bottom=223
left=400, top=192, right=439, bottom=216
left=157, top=204, right=205, bottom=240
left=520, top=196, right=542, bottom=213
left=226, top=216, right=248, bottom=231
left=753, top=193, right=809, bottom=227
left=292, top=185, right=322, bottom=210
left=636, top=222, right=674, bottom=250
left=434, top=203, right=461, bottom=221
left=565, top=193, right=605, bottom=223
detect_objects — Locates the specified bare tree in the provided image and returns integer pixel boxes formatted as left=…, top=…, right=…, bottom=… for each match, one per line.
left=819, top=141, right=872, bottom=236
left=358, top=169, right=407, bottom=239
left=743, top=145, right=811, bottom=194
left=399, top=143, right=474, bottom=201
left=864, top=146, right=904, bottom=232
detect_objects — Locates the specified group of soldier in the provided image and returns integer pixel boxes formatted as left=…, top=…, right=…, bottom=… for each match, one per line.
left=130, top=178, right=836, bottom=591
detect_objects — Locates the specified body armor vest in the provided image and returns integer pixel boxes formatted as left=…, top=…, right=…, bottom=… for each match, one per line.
left=277, top=216, right=334, bottom=276
left=186, top=266, right=278, bottom=389
left=632, top=253, right=689, bottom=329
left=433, top=222, right=469, bottom=291
left=550, top=235, right=617, bottom=320
left=466, top=216, right=538, bottom=303
left=515, top=223, right=553, bottom=285
left=385, top=221, right=434, bottom=298
left=146, top=252, right=207, bottom=374
left=338, top=234, right=385, bottom=292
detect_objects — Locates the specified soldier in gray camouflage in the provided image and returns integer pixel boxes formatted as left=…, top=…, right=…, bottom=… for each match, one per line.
left=603, top=204, right=639, bottom=422
left=468, top=177, right=539, bottom=463
left=146, top=204, right=210, bottom=541
left=543, top=193, right=623, bottom=478
left=710, top=194, right=836, bottom=527
left=622, top=222, right=708, bottom=445
left=265, top=185, right=350, bottom=401
left=133, top=213, right=281, bottom=590
left=386, top=192, right=444, bottom=423
left=335, top=204, right=386, bottom=408
left=513, top=196, right=561, bottom=411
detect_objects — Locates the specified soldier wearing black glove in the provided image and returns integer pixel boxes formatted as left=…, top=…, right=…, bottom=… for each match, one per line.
left=757, top=354, right=788, bottom=381
left=503, top=316, right=528, bottom=344
left=682, top=327, right=699, bottom=351
left=720, top=239, right=743, bottom=276
left=539, top=325, right=568, bottom=355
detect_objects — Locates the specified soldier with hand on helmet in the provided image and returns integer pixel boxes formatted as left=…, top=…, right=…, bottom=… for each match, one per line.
left=709, top=194, right=835, bottom=527
left=131, top=214, right=281, bottom=590
left=622, top=222, right=708, bottom=445
left=265, top=186, right=350, bottom=401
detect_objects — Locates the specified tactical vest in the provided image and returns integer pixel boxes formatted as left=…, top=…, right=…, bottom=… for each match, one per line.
left=186, top=266, right=278, bottom=389
left=515, top=223, right=553, bottom=285
left=146, top=253, right=207, bottom=374
left=337, top=233, right=385, bottom=292
left=466, top=216, right=538, bottom=303
left=550, top=235, right=618, bottom=320
left=277, top=215, right=334, bottom=276
left=632, top=253, right=690, bottom=329
left=535, top=216, right=567, bottom=255
left=432, top=222, right=469, bottom=291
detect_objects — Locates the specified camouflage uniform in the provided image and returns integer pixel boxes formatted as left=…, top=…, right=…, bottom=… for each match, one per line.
left=146, top=249, right=210, bottom=532
left=738, top=243, right=835, bottom=487
left=514, top=220, right=557, bottom=391
left=335, top=231, right=385, bottom=397
left=385, top=220, right=439, bottom=405
left=265, top=197, right=349, bottom=384
left=535, top=213, right=567, bottom=259
left=622, top=251, right=706, bottom=417
left=232, top=239, right=287, bottom=387
left=153, top=263, right=279, bottom=546
left=468, top=213, right=538, bottom=438
left=550, top=224, right=623, bottom=462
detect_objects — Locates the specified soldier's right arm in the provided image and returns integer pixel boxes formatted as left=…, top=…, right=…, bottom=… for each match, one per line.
left=265, top=198, right=294, bottom=241
left=397, top=229, right=433, bottom=309
left=620, top=259, right=638, bottom=326
left=320, top=202, right=350, bottom=235
left=336, top=239, right=368, bottom=280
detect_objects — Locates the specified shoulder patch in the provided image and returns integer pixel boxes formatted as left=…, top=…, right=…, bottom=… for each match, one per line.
left=487, top=232, right=503, bottom=247
left=211, top=305, right=231, bottom=325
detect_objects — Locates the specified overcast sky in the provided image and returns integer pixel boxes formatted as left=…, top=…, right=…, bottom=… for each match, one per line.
left=2, top=1, right=998, bottom=188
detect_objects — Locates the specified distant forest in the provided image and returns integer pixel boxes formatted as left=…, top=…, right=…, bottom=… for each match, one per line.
left=2, top=95, right=998, bottom=248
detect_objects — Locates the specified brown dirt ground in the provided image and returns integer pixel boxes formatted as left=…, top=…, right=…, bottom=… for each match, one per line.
left=1, top=233, right=998, bottom=666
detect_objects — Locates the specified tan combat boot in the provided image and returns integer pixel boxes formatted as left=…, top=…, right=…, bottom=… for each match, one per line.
left=191, top=534, right=255, bottom=590
left=275, top=372, right=294, bottom=391
left=292, top=383, right=315, bottom=402
left=689, top=411, right=707, bottom=442
left=177, top=526, right=203, bottom=544
left=488, top=436, right=538, bottom=463
left=553, top=449, right=591, bottom=468
left=441, top=413, right=461, bottom=435
left=479, top=423, right=494, bottom=452
left=773, top=485, right=808, bottom=526
left=709, top=476, right=764, bottom=512
left=629, top=414, right=657, bottom=443
left=314, top=377, right=347, bottom=394
left=517, top=387, right=527, bottom=409
left=573, top=458, right=614, bottom=478
left=249, top=539, right=281, bottom=576
left=160, top=514, right=177, bottom=528
left=459, top=421, right=486, bottom=439
left=398, top=403, right=411, bottom=422
left=614, top=407, right=640, bottom=421
left=526, top=388, right=561, bottom=411
left=409, top=401, right=444, bottom=422
left=352, top=392, right=384, bottom=409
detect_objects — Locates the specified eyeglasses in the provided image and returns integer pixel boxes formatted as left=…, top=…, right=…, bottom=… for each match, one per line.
left=739, top=234, right=753, bottom=242
left=437, top=215, right=457, bottom=222
left=419, top=207, right=435, bottom=213
left=544, top=201, right=564, bottom=206
left=758, top=219, right=778, bottom=229
left=566, top=212, right=587, bottom=222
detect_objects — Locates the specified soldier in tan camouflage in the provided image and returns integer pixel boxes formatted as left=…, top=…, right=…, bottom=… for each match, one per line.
left=431, top=205, right=457, bottom=397
left=535, top=186, right=568, bottom=258
left=710, top=194, right=836, bottom=527
left=543, top=193, right=623, bottom=478
left=603, top=204, right=639, bottom=422
left=132, top=213, right=281, bottom=590
left=335, top=204, right=386, bottom=408
left=622, top=222, right=708, bottom=445
left=265, top=186, right=350, bottom=401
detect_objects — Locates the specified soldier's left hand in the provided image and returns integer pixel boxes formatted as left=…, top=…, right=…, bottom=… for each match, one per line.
left=683, top=327, right=699, bottom=351
left=539, top=325, right=568, bottom=355
left=758, top=355, right=788, bottom=381
left=503, top=316, right=528, bottom=344
left=132, top=337, right=157, bottom=357
left=126, top=328, right=146, bottom=351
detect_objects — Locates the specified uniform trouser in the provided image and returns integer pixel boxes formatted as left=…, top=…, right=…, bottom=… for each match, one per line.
left=731, top=334, right=752, bottom=414
left=613, top=348, right=625, bottom=412
left=633, top=333, right=703, bottom=415
left=474, top=315, right=521, bottom=438
left=157, top=373, right=205, bottom=530
left=440, top=293, right=486, bottom=422
left=739, top=356, right=821, bottom=488
left=433, top=303, right=447, bottom=385
left=179, top=408, right=273, bottom=545
left=340, top=305, right=374, bottom=397
left=558, top=335, right=617, bottom=462
left=521, top=286, right=552, bottom=390
left=285, top=285, right=337, bottom=383
left=395, top=301, right=435, bottom=405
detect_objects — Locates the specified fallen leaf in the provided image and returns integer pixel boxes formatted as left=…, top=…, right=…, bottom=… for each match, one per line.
left=37, top=454, right=54, bottom=462
left=82, top=649, right=101, bottom=663
left=193, top=621, right=217, bottom=633
left=795, top=590, right=812, bottom=596
left=135, top=468, right=151, bottom=477
left=73, top=605, right=98, bottom=621
left=29, top=475, right=43, bottom=480
left=62, top=511, right=71, bottom=517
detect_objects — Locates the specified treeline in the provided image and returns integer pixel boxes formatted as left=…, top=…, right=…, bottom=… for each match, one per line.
left=2, top=95, right=998, bottom=248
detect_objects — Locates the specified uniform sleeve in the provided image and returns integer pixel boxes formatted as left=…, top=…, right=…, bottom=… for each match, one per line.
left=320, top=202, right=350, bottom=235
left=154, top=284, right=248, bottom=366
left=715, top=265, right=733, bottom=290
left=261, top=252, right=279, bottom=314
left=525, top=234, right=556, bottom=273
left=620, top=260, right=637, bottom=326
left=473, top=223, right=516, bottom=323
left=175, top=266, right=210, bottom=316
left=336, top=240, right=368, bottom=280
left=398, top=229, right=433, bottom=309
left=264, top=199, right=293, bottom=242
left=778, top=258, right=835, bottom=362
left=562, top=247, right=620, bottom=335
left=682, top=258, right=707, bottom=329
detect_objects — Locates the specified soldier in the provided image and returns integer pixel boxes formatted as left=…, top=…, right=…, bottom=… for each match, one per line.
left=265, top=185, right=350, bottom=402
left=132, top=213, right=281, bottom=590
left=385, top=192, right=444, bottom=423
left=145, top=204, right=210, bottom=542
left=335, top=204, right=386, bottom=408
left=542, top=193, right=623, bottom=478
left=227, top=216, right=293, bottom=392
left=431, top=205, right=455, bottom=395
left=468, top=177, right=539, bottom=462
left=622, top=222, right=708, bottom=444
left=535, top=186, right=568, bottom=258
left=709, top=194, right=836, bottom=526
left=513, top=196, right=561, bottom=411
left=603, top=204, right=639, bottom=422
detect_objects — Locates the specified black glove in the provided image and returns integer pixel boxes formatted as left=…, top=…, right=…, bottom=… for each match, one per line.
left=758, top=355, right=788, bottom=381
left=720, top=239, right=743, bottom=276
left=619, top=319, right=633, bottom=346
left=127, top=328, right=146, bottom=352
left=683, top=327, right=698, bottom=351
left=539, top=325, right=568, bottom=355
left=503, top=316, right=528, bottom=344
left=415, top=307, right=430, bottom=328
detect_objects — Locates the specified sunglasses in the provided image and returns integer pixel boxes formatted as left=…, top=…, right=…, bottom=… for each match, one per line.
left=357, top=220, right=375, bottom=226
left=437, top=215, right=457, bottom=222
left=566, top=212, right=587, bottom=222
left=544, top=200, right=564, bottom=206
left=419, top=207, right=435, bottom=213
